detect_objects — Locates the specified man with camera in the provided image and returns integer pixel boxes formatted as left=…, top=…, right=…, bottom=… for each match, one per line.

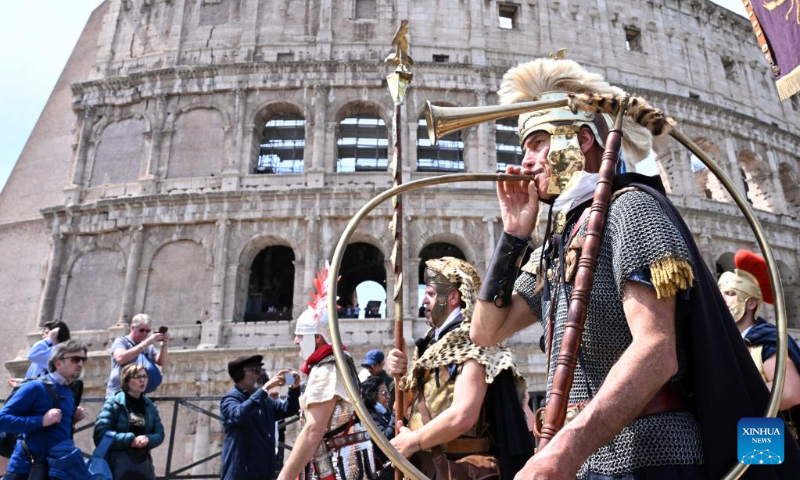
left=220, top=355, right=300, bottom=480
left=106, top=314, right=170, bottom=398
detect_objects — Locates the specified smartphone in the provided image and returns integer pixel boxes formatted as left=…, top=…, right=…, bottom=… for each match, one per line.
left=158, top=326, right=168, bottom=334
left=284, top=372, right=295, bottom=385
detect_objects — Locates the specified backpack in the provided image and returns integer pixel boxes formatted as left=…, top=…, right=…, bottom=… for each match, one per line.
left=0, top=377, right=83, bottom=458
left=118, top=336, right=163, bottom=394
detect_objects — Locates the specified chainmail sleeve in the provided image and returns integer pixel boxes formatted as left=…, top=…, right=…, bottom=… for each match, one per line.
left=605, top=190, right=694, bottom=299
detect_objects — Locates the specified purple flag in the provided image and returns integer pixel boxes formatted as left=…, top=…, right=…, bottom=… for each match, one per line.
left=743, top=0, right=800, bottom=100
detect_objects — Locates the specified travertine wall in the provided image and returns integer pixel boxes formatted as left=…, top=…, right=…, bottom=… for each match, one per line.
left=1, top=0, right=799, bottom=473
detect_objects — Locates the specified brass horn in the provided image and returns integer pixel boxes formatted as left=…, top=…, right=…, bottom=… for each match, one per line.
left=425, top=98, right=569, bottom=144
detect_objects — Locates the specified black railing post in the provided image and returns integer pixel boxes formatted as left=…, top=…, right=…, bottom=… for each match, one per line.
left=164, top=399, right=180, bottom=480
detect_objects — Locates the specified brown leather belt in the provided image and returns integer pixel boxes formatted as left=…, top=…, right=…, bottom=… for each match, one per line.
left=440, top=437, right=490, bottom=454
left=533, top=382, right=688, bottom=438
left=325, top=430, right=370, bottom=450
left=567, top=381, right=688, bottom=420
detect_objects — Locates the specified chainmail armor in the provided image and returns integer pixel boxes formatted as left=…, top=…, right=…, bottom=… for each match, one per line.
left=515, top=190, right=703, bottom=478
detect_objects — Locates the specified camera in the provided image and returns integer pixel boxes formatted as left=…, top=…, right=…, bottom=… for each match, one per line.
left=158, top=326, right=168, bottom=334
left=284, top=372, right=296, bottom=385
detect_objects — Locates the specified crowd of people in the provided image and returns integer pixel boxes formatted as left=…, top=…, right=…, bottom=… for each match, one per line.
left=3, top=55, right=800, bottom=480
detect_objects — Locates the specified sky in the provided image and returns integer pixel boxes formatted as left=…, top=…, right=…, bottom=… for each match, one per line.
left=0, top=0, right=747, bottom=195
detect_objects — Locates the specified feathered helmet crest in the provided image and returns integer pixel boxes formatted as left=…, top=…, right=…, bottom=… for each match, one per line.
left=294, top=262, right=336, bottom=342
left=718, top=249, right=774, bottom=305
left=498, top=56, right=653, bottom=170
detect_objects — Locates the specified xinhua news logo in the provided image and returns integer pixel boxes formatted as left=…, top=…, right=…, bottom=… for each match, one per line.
left=738, top=417, right=784, bottom=465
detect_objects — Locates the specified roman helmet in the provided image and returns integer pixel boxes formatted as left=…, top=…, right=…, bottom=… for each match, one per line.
left=718, top=250, right=774, bottom=322
left=498, top=55, right=653, bottom=195
left=295, top=263, right=334, bottom=358
left=423, top=257, right=482, bottom=328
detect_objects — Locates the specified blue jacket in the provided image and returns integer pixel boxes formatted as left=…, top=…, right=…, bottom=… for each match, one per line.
left=92, top=391, right=165, bottom=453
left=220, top=386, right=300, bottom=480
left=0, top=375, right=76, bottom=475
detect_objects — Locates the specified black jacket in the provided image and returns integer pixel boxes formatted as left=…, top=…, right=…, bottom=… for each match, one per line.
left=220, top=385, right=300, bottom=480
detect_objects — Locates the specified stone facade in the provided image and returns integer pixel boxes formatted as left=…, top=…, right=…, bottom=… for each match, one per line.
left=1, top=0, right=799, bottom=475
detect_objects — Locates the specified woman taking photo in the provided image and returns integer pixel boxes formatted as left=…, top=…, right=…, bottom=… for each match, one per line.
left=94, top=363, right=165, bottom=479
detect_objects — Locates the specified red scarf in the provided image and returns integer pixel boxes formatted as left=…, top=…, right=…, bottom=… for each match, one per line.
left=301, top=343, right=349, bottom=375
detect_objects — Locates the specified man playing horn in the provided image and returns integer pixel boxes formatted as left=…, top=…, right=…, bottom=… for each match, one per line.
left=719, top=249, right=800, bottom=439
left=386, top=257, right=534, bottom=479
left=470, top=57, right=800, bottom=479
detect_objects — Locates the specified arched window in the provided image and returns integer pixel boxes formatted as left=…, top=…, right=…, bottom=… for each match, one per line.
left=257, top=115, right=305, bottom=174
left=779, top=163, right=800, bottom=217
left=337, top=115, right=388, bottom=172
left=715, top=252, right=735, bottom=279
left=338, top=243, right=387, bottom=318
left=738, top=151, right=774, bottom=211
left=495, top=118, right=523, bottom=171
left=416, top=117, right=465, bottom=172
left=417, top=242, right=467, bottom=317
left=245, top=246, right=295, bottom=322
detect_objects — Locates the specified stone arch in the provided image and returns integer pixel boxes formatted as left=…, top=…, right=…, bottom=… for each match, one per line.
left=691, top=137, right=728, bottom=202
left=779, top=163, right=800, bottom=217
left=251, top=101, right=307, bottom=174
left=715, top=252, right=735, bottom=278
left=337, top=242, right=387, bottom=317
left=326, top=231, right=391, bottom=262
left=418, top=232, right=477, bottom=266
left=335, top=101, right=390, bottom=172
left=142, top=240, right=213, bottom=325
left=166, top=105, right=228, bottom=179
left=332, top=98, right=392, bottom=126
left=92, top=111, right=153, bottom=137
left=233, top=234, right=299, bottom=324
left=61, top=248, right=126, bottom=330
left=89, top=116, right=148, bottom=187
left=416, top=101, right=465, bottom=172
left=738, top=150, right=774, bottom=212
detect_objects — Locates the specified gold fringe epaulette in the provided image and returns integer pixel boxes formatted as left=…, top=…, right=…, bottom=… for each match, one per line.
left=650, top=257, right=694, bottom=299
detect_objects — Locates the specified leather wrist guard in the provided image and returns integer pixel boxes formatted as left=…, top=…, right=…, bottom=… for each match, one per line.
left=478, top=231, right=530, bottom=308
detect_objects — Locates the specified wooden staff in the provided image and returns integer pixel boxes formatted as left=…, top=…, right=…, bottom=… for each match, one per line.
left=537, top=97, right=629, bottom=451
left=385, top=20, right=413, bottom=479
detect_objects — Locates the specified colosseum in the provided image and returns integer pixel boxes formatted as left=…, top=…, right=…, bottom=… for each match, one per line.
left=0, top=0, right=798, bottom=474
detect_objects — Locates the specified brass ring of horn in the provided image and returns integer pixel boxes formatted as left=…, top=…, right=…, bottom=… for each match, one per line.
left=325, top=120, right=786, bottom=480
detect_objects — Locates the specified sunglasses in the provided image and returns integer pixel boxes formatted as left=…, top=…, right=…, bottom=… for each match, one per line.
left=64, top=356, right=88, bottom=364
left=378, top=390, right=390, bottom=396
left=132, top=374, right=149, bottom=381
left=137, top=328, right=151, bottom=334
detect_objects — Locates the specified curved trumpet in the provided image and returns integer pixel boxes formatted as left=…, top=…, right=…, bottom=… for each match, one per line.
left=425, top=98, right=568, bottom=144
left=327, top=101, right=787, bottom=480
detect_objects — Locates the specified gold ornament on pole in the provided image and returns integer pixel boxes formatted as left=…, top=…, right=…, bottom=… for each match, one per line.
left=386, top=20, right=413, bottom=480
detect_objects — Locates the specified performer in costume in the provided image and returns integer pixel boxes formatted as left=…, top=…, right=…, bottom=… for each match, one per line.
left=718, top=249, right=800, bottom=438
left=386, top=257, right=534, bottom=479
left=469, top=56, right=800, bottom=479
left=278, top=266, right=377, bottom=480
